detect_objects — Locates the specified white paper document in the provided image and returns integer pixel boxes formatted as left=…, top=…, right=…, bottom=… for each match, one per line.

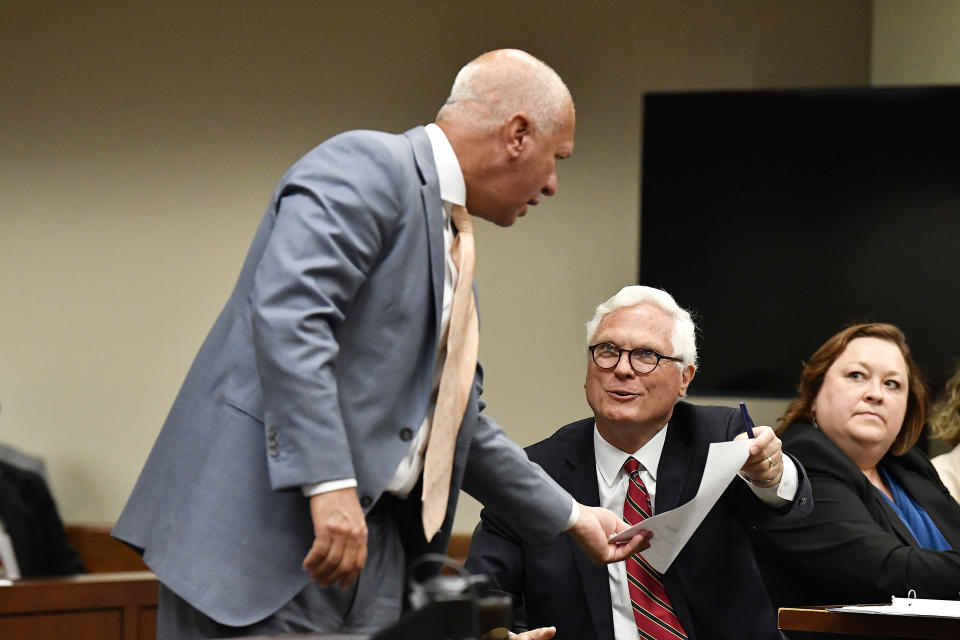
left=833, top=596, right=960, bottom=618
left=608, top=439, right=750, bottom=573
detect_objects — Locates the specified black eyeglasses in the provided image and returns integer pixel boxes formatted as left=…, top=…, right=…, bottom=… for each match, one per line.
left=588, top=342, right=683, bottom=374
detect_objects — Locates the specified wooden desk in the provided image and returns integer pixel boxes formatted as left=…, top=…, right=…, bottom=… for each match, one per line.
left=779, top=605, right=960, bottom=640
left=0, top=571, right=158, bottom=640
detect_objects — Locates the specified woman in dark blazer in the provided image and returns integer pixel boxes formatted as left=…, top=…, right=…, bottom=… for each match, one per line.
left=753, top=323, right=960, bottom=609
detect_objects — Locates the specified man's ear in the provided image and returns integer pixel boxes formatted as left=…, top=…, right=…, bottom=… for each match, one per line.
left=504, top=113, right=531, bottom=159
left=677, top=364, right=696, bottom=397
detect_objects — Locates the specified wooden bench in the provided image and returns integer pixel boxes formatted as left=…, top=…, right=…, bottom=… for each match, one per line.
left=0, top=525, right=156, bottom=638
left=0, top=571, right=158, bottom=640
left=66, top=523, right=149, bottom=573
left=0, top=524, right=473, bottom=638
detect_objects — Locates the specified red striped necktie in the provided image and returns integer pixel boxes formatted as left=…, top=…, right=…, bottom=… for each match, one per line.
left=623, top=457, right=688, bottom=640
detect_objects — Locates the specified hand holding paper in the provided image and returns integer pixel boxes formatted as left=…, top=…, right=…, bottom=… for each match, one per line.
left=570, top=503, right=652, bottom=565
left=609, top=439, right=751, bottom=573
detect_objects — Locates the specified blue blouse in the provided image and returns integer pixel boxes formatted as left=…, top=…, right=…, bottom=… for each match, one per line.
left=879, top=466, right=952, bottom=551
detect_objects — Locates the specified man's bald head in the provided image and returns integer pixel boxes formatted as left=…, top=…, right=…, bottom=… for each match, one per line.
left=435, top=49, right=575, bottom=227
left=436, top=49, right=574, bottom=135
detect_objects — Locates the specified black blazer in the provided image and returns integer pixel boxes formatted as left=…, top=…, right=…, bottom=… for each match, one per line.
left=466, top=402, right=813, bottom=640
left=752, top=422, right=960, bottom=608
left=0, top=460, right=85, bottom=577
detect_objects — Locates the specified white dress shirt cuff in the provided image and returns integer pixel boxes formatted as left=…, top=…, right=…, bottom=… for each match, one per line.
left=562, top=499, right=580, bottom=531
left=742, top=455, right=799, bottom=505
left=301, top=478, right=358, bottom=497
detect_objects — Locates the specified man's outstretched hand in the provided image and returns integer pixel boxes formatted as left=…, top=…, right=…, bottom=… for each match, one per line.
left=566, top=503, right=652, bottom=565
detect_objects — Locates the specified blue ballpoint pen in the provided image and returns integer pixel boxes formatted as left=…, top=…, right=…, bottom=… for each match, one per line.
left=739, top=401, right=756, bottom=439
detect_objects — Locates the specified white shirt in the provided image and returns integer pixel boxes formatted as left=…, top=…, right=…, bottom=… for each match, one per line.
left=593, top=421, right=798, bottom=639
left=0, top=517, right=21, bottom=580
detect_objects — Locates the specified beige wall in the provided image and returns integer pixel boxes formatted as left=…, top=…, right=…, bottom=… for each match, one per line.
left=0, top=1, right=872, bottom=530
left=873, top=0, right=960, bottom=84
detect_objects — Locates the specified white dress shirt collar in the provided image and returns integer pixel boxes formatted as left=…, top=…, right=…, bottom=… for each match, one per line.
left=594, top=421, right=670, bottom=488
left=424, top=123, right=466, bottom=208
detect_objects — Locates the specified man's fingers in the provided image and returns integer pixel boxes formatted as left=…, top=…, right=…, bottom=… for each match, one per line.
left=302, top=535, right=332, bottom=572
left=335, top=535, right=368, bottom=589
left=305, top=532, right=368, bottom=587
left=510, top=626, right=557, bottom=639
left=609, top=530, right=652, bottom=562
left=741, top=426, right=783, bottom=470
left=310, top=535, right=347, bottom=585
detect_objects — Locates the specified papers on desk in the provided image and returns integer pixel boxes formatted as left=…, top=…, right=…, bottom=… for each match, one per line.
left=833, top=596, right=960, bottom=618
left=608, top=439, right=750, bottom=573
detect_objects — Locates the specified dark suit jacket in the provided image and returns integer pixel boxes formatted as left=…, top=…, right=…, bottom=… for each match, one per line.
left=0, top=460, right=85, bottom=577
left=752, top=422, right=960, bottom=609
left=466, top=402, right=813, bottom=640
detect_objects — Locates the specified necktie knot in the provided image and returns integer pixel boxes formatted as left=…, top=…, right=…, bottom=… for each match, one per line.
left=451, top=204, right=473, bottom=234
left=624, top=457, right=640, bottom=476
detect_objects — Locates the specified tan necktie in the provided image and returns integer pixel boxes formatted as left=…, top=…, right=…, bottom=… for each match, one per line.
left=421, top=204, right=479, bottom=541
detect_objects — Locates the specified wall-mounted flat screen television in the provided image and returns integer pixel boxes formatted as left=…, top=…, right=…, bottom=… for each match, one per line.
left=639, top=86, right=960, bottom=397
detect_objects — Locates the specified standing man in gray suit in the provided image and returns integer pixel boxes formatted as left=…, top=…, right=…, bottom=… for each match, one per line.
left=113, top=49, right=649, bottom=639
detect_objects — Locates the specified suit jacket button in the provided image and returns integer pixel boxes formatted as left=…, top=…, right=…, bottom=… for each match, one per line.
left=267, top=425, right=277, bottom=437
left=360, top=496, right=373, bottom=509
left=269, top=445, right=280, bottom=458
left=399, top=428, right=414, bottom=442
left=799, top=497, right=808, bottom=506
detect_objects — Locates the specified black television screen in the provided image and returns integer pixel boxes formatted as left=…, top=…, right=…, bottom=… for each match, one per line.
left=639, top=86, right=960, bottom=397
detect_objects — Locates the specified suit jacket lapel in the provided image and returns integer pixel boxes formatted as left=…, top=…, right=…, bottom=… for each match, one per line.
left=404, top=126, right=445, bottom=344
left=656, top=407, right=698, bottom=511
left=903, top=465, right=960, bottom=551
left=871, top=490, right=917, bottom=545
left=646, top=404, right=706, bottom=633
left=884, top=452, right=960, bottom=549
left=561, top=420, right=617, bottom=640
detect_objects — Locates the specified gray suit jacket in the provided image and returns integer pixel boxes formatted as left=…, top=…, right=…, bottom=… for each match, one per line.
left=113, top=126, right=572, bottom=626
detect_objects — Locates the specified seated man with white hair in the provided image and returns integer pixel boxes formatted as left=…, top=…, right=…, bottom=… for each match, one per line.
left=466, top=285, right=813, bottom=640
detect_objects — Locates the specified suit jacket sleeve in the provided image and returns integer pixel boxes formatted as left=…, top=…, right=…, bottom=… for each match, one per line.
left=459, top=370, right=574, bottom=544
left=755, top=423, right=960, bottom=603
left=465, top=511, right=526, bottom=605
left=250, top=132, right=409, bottom=490
left=465, top=508, right=543, bottom=635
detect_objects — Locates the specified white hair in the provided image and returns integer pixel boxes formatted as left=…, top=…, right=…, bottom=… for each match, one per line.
left=436, top=49, right=573, bottom=135
left=584, top=285, right=698, bottom=370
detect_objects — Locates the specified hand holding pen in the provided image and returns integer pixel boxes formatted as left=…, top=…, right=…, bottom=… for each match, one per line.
left=734, top=402, right=784, bottom=487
